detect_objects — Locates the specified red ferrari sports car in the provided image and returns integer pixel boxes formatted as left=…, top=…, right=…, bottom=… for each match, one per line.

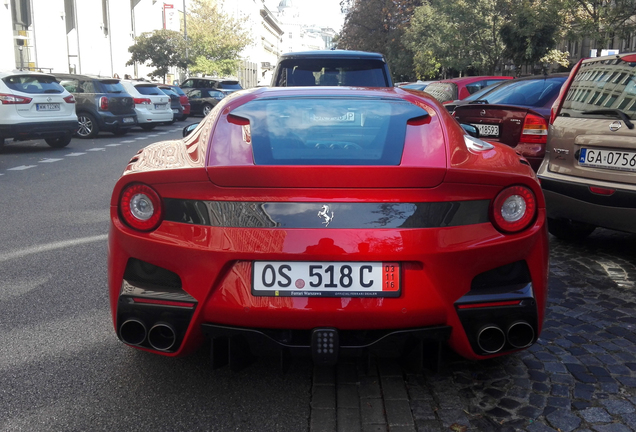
left=108, top=86, right=548, bottom=368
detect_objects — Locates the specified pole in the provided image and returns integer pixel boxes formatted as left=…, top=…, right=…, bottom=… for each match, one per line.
left=183, top=0, right=188, bottom=66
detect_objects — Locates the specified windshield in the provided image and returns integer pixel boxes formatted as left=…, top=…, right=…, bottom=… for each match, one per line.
left=561, top=59, right=636, bottom=118
left=461, top=81, right=507, bottom=102
left=217, top=81, right=242, bottom=90
left=100, top=81, right=126, bottom=94
left=4, top=75, right=64, bottom=94
left=135, top=85, right=163, bottom=96
left=228, top=97, right=426, bottom=165
left=474, top=76, right=566, bottom=107
left=275, top=59, right=389, bottom=87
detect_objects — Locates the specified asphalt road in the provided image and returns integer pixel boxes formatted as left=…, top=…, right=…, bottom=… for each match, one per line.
left=1, top=127, right=635, bottom=432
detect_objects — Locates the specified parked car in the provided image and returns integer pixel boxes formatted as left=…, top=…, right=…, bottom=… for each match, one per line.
left=0, top=71, right=77, bottom=148
left=537, top=53, right=636, bottom=239
left=184, top=88, right=225, bottom=116
left=424, top=76, right=513, bottom=104
left=443, top=80, right=510, bottom=114
left=270, top=50, right=393, bottom=87
left=108, top=86, right=548, bottom=366
left=54, top=73, right=136, bottom=138
left=399, top=81, right=434, bottom=91
left=159, top=84, right=190, bottom=121
left=453, top=74, right=568, bottom=172
left=180, top=77, right=243, bottom=96
left=158, top=86, right=183, bottom=123
left=119, top=80, right=172, bottom=130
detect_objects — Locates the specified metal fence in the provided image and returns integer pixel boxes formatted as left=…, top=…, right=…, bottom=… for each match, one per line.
left=238, top=60, right=258, bottom=89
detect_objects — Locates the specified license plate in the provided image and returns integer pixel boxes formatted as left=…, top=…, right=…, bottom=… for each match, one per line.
left=36, top=103, right=60, bottom=111
left=154, top=104, right=166, bottom=110
left=172, top=109, right=179, bottom=113
left=252, top=261, right=400, bottom=297
left=472, top=124, right=499, bottom=137
left=123, top=117, right=134, bottom=123
left=579, top=148, right=636, bottom=172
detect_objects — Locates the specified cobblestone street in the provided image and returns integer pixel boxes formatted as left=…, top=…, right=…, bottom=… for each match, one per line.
left=310, top=229, right=636, bottom=431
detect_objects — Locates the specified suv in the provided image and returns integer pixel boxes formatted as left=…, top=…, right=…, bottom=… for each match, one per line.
left=54, top=73, right=137, bottom=138
left=180, top=77, right=243, bottom=96
left=0, top=71, right=78, bottom=148
left=537, top=52, right=636, bottom=239
left=270, top=50, right=393, bottom=87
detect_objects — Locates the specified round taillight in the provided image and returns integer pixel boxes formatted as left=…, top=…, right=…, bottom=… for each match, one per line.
left=119, top=183, right=163, bottom=231
left=491, top=185, right=537, bottom=233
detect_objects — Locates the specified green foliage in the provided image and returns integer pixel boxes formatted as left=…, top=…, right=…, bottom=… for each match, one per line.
left=127, top=29, right=188, bottom=80
left=187, top=0, right=251, bottom=76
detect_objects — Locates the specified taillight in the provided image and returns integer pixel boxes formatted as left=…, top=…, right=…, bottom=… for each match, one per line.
left=0, top=93, right=32, bottom=104
left=99, top=96, right=109, bottom=110
left=491, top=185, right=537, bottom=234
left=133, top=98, right=151, bottom=105
left=550, top=58, right=584, bottom=125
left=520, top=113, right=548, bottom=144
left=119, top=183, right=163, bottom=231
left=64, top=95, right=76, bottom=104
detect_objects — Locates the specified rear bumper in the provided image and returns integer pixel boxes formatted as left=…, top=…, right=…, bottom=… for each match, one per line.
left=95, top=112, right=137, bottom=131
left=539, top=175, right=636, bottom=233
left=134, top=108, right=173, bottom=124
left=0, top=120, right=78, bottom=140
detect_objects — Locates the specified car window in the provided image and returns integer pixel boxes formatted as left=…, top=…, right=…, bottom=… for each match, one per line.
left=135, top=85, right=163, bottom=96
left=465, top=81, right=488, bottom=95
left=170, top=86, right=186, bottom=96
left=81, top=80, right=96, bottom=93
left=99, top=80, right=125, bottom=94
left=59, top=78, right=80, bottom=93
left=478, top=77, right=566, bottom=107
left=3, top=74, right=65, bottom=94
left=187, top=89, right=201, bottom=98
left=275, top=59, right=389, bottom=87
left=181, top=79, right=194, bottom=88
left=460, top=81, right=506, bottom=102
left=227, top=97, right=427, bottom=166
left=217, top=81, right=242, bottom=90
left=424, top=82, right=457, bottom=102
left=206, top=90, right=224, bottom=98
left=562, top=60, right=636, bottom=118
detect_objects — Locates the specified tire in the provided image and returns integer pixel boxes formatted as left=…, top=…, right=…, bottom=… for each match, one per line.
left=202, top=104, right=213, bottom=116
left=140, top=124, right=156, bottom=131
left=547, top=217, right=596, bottom=241
left=76, top=113, right=99, bottom=138
left=112, top=129, right=130, bottom=136
left=0, top=137, right=4, bottom=147
left=45, top=135, right=72, bottom=148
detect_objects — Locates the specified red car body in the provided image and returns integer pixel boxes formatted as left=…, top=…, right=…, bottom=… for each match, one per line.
left=108, top=86, right=548, bottom=366
left=424, top=76, right=514, bottom=104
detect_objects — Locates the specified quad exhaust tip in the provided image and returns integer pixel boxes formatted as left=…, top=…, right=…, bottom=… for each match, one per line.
left=507, top=321, right=535, bottom=349
left=148, top=322, right=177, bottom=352
left=477, top=325, right=506, bottom=354
left=120, top=319, right=147, bottom=346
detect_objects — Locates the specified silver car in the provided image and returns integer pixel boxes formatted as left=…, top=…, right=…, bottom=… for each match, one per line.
left=537, top=52, right=636, bottom=239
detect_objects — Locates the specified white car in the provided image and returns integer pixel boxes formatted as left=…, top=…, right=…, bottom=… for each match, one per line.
left=119, top=80, right=173, bottom=130
left=0, top=71, right=78, bottom=147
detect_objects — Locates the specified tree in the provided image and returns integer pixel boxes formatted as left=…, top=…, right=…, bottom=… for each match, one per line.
left=405, top=0, right=508, bottom=78
left=127, top=29, right=188, bottom=81
left=187, top=0, right=251, bottom=76
left=562, top=0, right=636, bottom=54
left=338, top=0, right=422, bottom=81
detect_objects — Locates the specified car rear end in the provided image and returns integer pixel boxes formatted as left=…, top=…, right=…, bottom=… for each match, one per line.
left=94, top=79, right=137, bottom=132
left=170, top=85, right=190, bottom=119
left=423, top=81, right=458, bottom=104
left=538, top=54, right=636, bottom=237
left=109, top=88, right=548, bottom=364
left=453, top=75, right=568, bottom=171
left=159, top=87, right=183, bottom=122
left=0, top=72, right=77, bottom=145
left=121, top=81, right=172, bottom=127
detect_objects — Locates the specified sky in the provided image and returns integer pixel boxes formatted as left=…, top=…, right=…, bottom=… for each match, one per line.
left=264, top=0, right=346, bottom=32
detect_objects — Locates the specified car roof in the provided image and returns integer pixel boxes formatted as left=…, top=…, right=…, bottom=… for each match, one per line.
left=0, top=70, right=57, bottom=79
left=435, top=76, right=513, bottom=84
left=279, top=50, right=386, bottom=61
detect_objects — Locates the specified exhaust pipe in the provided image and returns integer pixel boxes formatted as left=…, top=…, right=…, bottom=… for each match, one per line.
left=148, top=322, right=177, bottom=351
left=507, top=321, right=535, bottom=349
left=477, top=325, right=506, bottom=354
left=120, top=319, right=147, bottom=346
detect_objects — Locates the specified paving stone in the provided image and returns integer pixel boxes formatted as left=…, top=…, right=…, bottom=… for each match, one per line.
left=384, top=399, right=414, bottom=427
left=545, top=362, right=569, bottom=374
left=388, top=426, right=416, bottom=432
left=381, top=376, right=409, bottom=400
left=337, top=362, right=359, bottom=384
left=314, top=365, right=336, bottom=385
left=360, top=376, right=383, bottom=399
left=526, top=422, right=558, bottom=432
left=337, top=384, right=360, bottom=409
left=551, top=384, right=570, bottom=397
left=530, top=393, right=547, bottom=408
left=413, top=419, right=444, bottom=432
left=338, top=408, right=361, bottom=432
left=311, top=407, right=337, bottom=432
left=547, top=396, right=571, bottom=409
left=533, top=382, right=550, bottom=393
left=600, top=399, right=635, bottom=414
left=362, top=424, right=388, bottom=432
left=545, top=409, right=581, bottom=431
left=591, top=425, right=632, bottom=432
left=410, top=400, right=436, bottom=421
left=312, top=385, right=336, bottom=409
left=517, top=405, right=542, bottom=419
left=360, top=398, right=387, bottom=425
left=579, top=407, right=612, bottom=423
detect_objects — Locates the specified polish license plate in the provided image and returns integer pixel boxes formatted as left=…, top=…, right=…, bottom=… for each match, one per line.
left=172, top=109, right=179, bottom=113
left=252, top=262, right=400, bottom=297
left=472, top=124, right=499, bottom=137
left=123, top=117, right=134, bottom=123
left=154, top=104, right=166, bottom=110
left=36, top=103, right=60, bottom=111
left=579, top=148, right=636, bottom=172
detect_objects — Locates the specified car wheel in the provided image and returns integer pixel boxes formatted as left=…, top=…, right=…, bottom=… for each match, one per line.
left=202, top=104, right=213, bottom=116
left=76, top=113, right=99, bottom=138
left=45, top=135, right=72, bottom=148
left=112, top=129, right=130, bottom=136
left=547, top=218, right=596, bottom=241
left=140, top=124, right=156, bottom=131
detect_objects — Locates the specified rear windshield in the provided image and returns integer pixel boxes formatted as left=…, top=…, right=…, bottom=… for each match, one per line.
left=274, top=59, right=389, bottom=87
left=562, top=59, right=636, bottom=118
left=170, top=86, right=186, bottom=96
left=217, top=81, right=242, bottom=90
left=424, top=82, right=457, bottom=103
left=229, top=97, right=427, bottom=165
left=3, top=75, right=64, bottom=94
left=99, top=80, right=126, bottom=94
left=135, top=85, right=163, bottom=95
left=476, top=76, right=566, bottom=107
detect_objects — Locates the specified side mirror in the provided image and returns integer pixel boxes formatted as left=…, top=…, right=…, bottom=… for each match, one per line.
left=460, top=123, right=480, bottom=138
left=183, top=122, right=199, bottom=137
